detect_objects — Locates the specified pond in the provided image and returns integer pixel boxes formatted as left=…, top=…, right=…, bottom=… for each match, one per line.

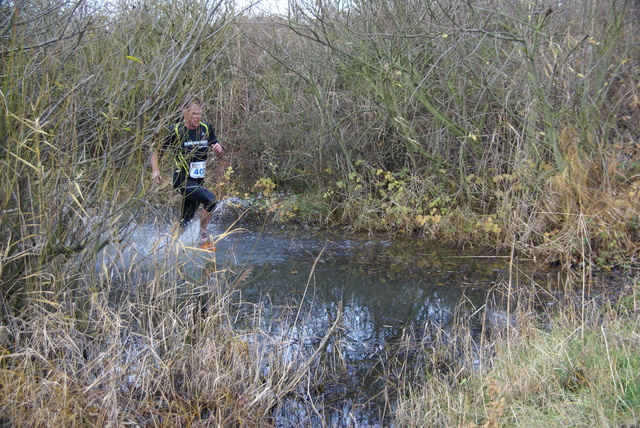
left=207, top=226, right=530, bottom=426
left=99, top=203, right=574, bottom=427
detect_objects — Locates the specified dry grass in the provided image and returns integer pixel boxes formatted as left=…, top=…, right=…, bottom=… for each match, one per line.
left=393, top=272, right=640, bottom=428
left=1, top=232, right=637, bottom=426
left=0, top=234, right=345, bottom=426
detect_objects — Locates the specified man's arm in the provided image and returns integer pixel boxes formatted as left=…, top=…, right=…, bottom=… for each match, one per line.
left=150, top=126, right=173, bottom=183
left=150, top=144, right=163, bottom=183
left=211, top=142, right=223, bottom=158
left=209, top=127, right=223, bottom=158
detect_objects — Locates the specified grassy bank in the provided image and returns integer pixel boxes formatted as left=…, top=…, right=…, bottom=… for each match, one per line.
left=395, top=277, right=640, bottom=427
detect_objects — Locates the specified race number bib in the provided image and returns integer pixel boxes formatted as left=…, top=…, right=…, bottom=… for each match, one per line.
left=189, top=161, right=206, bottom=178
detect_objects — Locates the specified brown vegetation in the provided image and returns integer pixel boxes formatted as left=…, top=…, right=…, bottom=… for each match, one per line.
left=1, top=0, right=639, bottom=425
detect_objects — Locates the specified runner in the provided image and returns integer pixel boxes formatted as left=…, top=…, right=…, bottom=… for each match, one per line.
left=150, top=95, right=224, bottom=250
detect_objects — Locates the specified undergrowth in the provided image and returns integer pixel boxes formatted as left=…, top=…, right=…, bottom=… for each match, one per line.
left=394, top=275, right=640, bottom=427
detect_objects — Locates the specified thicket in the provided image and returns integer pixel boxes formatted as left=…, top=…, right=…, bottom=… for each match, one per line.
left=0, top=0, right=639, bottom=424
left=2, top=0, right=639, bottom=281
left=233, top=0, right=640, bottom=269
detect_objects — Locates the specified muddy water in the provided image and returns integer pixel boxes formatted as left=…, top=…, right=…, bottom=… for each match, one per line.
left=101, top=208, right=552, bottom=427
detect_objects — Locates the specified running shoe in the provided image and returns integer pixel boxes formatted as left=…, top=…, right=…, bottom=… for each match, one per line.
left=199, top=241, right=216, bottom=251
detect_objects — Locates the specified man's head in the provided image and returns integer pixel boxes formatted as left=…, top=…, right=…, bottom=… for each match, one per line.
left=181, top=95, right=204, bottom=129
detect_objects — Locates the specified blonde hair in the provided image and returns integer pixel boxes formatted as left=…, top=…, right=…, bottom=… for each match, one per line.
left=181, top=94, right=203, bottom=109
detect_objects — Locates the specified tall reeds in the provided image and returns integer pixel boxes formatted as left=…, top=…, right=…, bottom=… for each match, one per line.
left=2, top=0, right=638, bottom=269
left=0, top=233, right=346, bottom=425
left=1, top=0, right=638, bottom=424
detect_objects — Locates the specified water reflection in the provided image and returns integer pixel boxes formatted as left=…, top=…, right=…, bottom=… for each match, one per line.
left=207, top=227, right=530, bottom=426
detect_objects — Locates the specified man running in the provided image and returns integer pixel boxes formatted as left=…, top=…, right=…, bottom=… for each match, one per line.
left=150, top=95, right=224, bottom=250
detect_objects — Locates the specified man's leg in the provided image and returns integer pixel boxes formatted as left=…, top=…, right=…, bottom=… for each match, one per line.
left=198, top=193, right=217, bottom=249
left=169, top=197, right=197, bottom=241
left=180, top=196, right=199, bottom=228
left=181, top=178, right=217, bottom=248
left=172, top=172, right=197, bottom=238
left=200, top=208, right=213, bottom=242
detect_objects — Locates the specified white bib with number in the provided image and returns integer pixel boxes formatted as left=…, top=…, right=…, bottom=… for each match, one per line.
left=189, top=161, right=206, bottom=179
